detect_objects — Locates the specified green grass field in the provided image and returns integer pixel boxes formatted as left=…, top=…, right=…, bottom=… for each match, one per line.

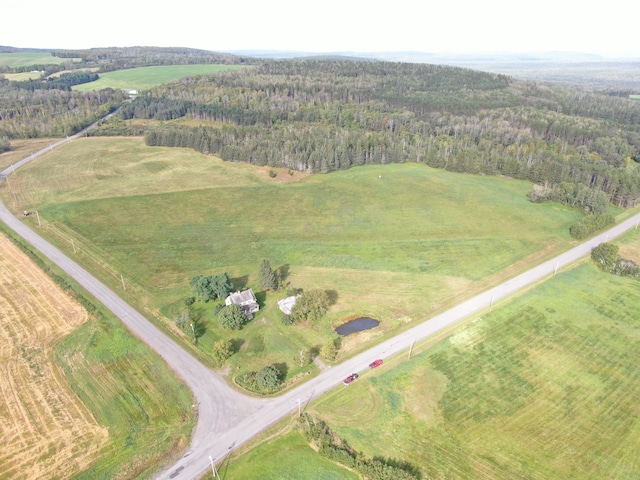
left=59, top=312, right=195, bottom=479
left=72, top=64, right=248, bottom=91
left=2, top=136, right=587, bottom=380
left=2, top=71, right=44, bottom=81
left=204, top=231, right=640, bottom=479
left=0, top=225, right=195, bottom=480
left=219, top=430, right=359, bottom=480
left=0, top=52, right=68, bottom=68
left=284, top=239, right=639, bottom=479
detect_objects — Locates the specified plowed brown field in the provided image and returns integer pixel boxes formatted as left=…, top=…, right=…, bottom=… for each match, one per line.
left=0, top=234, right=108, bottom=479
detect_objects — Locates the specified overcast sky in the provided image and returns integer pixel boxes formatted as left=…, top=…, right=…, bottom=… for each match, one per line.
left=3, top=0, right=638, bottom=57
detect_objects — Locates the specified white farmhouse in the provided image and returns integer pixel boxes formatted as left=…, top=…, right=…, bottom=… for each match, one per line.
left=225, top=289, right=259, bottom=319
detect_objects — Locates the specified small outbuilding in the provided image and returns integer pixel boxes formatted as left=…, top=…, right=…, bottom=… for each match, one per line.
left=225, top=289, right=259, bottom=319
left=277, top=295, right=300, bottom=315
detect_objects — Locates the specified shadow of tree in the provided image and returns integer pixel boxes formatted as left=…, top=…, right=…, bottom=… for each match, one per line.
left=310, top=345, right=320, bottom=360
left=254, top=289, right=267, bottom=307
left=326, top=289, right=339, bottom=306
left=230, top=338, right=245, bottom=354
left=273, top=362, right=289, bottom=381
left=231, top=275, right=249, bottom=290
left=278, top=264, right=290, bottom=284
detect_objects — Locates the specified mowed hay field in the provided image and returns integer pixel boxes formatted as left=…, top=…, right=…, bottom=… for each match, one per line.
left=0, top=52, right=67, bottom=68
left=0, top=234, right=107, bottom=479
left=309, top=252, right=640, bottom=479
left=72, top=64, right=248, bottom=91
left=1, top=136, right=587, bottom=373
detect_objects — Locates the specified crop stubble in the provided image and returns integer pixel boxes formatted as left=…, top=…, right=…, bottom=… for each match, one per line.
left=0, top=235, right=107, bottom=480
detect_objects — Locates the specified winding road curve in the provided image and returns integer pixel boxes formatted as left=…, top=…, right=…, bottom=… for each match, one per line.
left=2, top=128, right=640, bottom=479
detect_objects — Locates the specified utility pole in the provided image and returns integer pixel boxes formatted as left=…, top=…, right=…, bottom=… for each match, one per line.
left=489, top=295, right=494, bottom=312
left=297, top=398, right=301, bottom=417
left=120, top=274, right=126, bottom=290
left=209, top=456, right=219, bottom=479
left=408, top=339, right=414, bottom=359
left=70, top=238, right=76, bottom=253
left=35, top=210, right=41, bottom=227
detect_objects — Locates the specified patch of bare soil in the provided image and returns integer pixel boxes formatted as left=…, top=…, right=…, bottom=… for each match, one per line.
left=0, top=235, right=108, bottom=479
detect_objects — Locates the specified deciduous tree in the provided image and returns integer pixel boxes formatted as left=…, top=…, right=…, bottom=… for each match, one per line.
left=218, top=304, right=248, bottom=330
left=291, top=289, right=330, bottom=323
left=212, top=339, right=234, bottom=366
left=257, top=364, right=281, bottom=392
left=591, top=242, right=619, bottom=271
left=189, top=273, right=233, bottom=301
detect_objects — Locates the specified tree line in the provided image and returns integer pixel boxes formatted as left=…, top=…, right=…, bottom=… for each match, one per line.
left=11, top=71, right=99, bottom=91
left=115, top=59, right=640, bottom=208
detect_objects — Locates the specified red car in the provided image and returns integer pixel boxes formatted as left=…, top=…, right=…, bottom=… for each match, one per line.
left=369, top=359, right=383, bottom=368
left=343, top=373, right=359, bottom=385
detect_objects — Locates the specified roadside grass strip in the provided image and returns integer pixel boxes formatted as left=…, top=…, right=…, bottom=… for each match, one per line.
left=312, top=260, right=640, bottom=479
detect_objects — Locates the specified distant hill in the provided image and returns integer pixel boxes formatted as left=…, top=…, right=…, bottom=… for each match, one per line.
left=224, top=50, right=640, bottom=91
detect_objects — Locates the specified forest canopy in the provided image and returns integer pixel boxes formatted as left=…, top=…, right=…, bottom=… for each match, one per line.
left=120, top=59, right=640, bottom=207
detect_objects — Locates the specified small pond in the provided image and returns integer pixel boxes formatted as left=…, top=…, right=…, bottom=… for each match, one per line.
left=335, top=317, right=380, bottom=336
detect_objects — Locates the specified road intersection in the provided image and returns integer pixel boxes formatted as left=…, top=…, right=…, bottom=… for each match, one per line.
left=2, top=134, right=639, bottom=479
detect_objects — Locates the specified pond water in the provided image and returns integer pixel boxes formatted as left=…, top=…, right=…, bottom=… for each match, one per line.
left=335, top=317, right=380, bottom=336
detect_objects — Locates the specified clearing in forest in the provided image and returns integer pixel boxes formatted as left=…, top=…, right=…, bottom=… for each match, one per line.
left=0, top=234, right=108, bottom=480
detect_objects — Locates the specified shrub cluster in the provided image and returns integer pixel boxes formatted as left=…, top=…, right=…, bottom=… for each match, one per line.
left=235, top=364, right=283, bottom=394
left=569, top=213, right=615, bottom=239
left=591, top=242, right=640, bottom=278
left=297, top=414, right=421, bottom=480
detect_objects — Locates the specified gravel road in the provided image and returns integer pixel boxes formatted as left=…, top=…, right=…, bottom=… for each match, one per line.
left=2, top=131, right=639, bottom=479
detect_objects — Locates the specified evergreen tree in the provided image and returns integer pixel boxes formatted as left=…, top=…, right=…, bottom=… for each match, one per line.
left=258, top=258, right=278, bottom=291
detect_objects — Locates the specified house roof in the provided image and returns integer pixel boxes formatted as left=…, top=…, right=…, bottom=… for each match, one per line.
left=225, top=289, right=257, bottom=306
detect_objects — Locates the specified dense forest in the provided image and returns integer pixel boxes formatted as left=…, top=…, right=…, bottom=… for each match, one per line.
left=3, top=50, right=640, bottom=209
left=0, top=46, right=253, bottom=138
left=116, top=60, right=640, bottom=208
left=0, top=78, right=126, bottom=137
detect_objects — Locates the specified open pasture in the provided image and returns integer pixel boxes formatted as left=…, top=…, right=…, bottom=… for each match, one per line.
left=0, top=234, right=107, bottom=479
left=3, top=136, right=583, bottom=375
left=310, top=254, right=640, bottom=479
left=1, top=71, right=43, bottom=81
left=0, top=52, right=68, bottom=68
left=72, top=64, right=248, bottom=91
left=0, top=138, right=57, bottom=173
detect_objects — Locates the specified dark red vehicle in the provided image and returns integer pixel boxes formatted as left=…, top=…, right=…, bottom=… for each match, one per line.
left=343, top=373, right=359, bottom=385
left=369, top=359, right=383, bottom=368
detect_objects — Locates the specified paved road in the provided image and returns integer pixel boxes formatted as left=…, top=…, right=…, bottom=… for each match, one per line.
left=2, top=133, right=640, bottom=479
